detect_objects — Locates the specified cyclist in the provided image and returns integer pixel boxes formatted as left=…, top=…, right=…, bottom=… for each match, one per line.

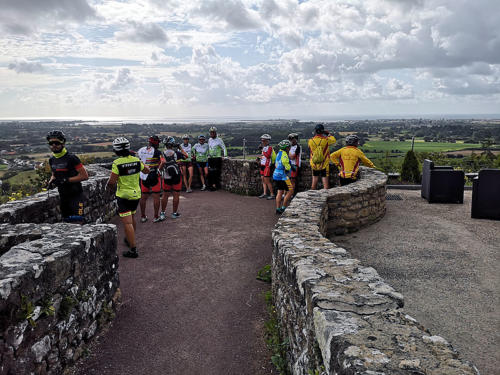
left=137, top=135, right=164, bottom=223
left=207, top=126, right=227, bottom=191
left=256, top=134, right=275, bottom=199
left=330, top=134, right=375, bottom=186
left=192, top=134, right=209, bottom=190
left=179, top=134, right=194, bottom=193
left=308, top=123, right=336, bottom=190
left=160, top=137, right=185, bottom=220
left=106, top=137, right=150, bottom=258
left=273, top=140, right=294, bottom=214
left=47, top=130, right=89, bottom=223
left=288, top=133, right=302, bottom=193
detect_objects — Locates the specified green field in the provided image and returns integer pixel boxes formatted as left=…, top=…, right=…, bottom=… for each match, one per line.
left=361, top=140, right=483, bottom=154
left=0, top=165, right=7, bottom=171
left=5, top=170, right=37, bottom=185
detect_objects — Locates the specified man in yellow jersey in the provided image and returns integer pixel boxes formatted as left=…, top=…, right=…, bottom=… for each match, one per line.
left=308, top=123, right=336, bottom=190
left=330, top=134, right=375, bottom=186
left=106, top=137, right=150, bottom=258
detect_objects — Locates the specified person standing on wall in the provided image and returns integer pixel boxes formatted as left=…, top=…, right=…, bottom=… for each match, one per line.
left=106, top=137, right=149, bottom=258
left=179, top=134, right=194, bottom=193
left=257, top=134, right=276, bottom=199
left=207, top=126, right=227, bottom=191
left=47, top=130, right=89, bottom=224
left=137, top=135, right=164, bottom=223
left=288, top=133, right=302, bottom=193
left=330, top=134, right=375, bottom=186
left=308, top=123, right=336, bottom=190
left=192, top=134, right=209, bottom=191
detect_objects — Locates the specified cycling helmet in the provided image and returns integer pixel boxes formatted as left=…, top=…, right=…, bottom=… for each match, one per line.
left=260, top=134, right=271, bottom=140
left=149, top=135, right=160, bottom=146
left=288, top=133, right=299, bottom=140
left=113, top=137, right=130, bottom=151
left=46, top=130, right=66, bottom=142
left=163, top=136, right=176, bottom=146
left=278, top=140, right=291, bottom=150
left=198, top=134, right=206, bottom=140
left=209, top=126, right=217, bottom=132
left=314, top=123, right=325, bottom=134
left=345, top=134, right=359, bottom=146
left=182, top=134, right=189, bottom=140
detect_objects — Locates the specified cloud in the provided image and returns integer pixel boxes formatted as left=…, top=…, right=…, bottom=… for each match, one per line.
left=8, top=59, right=45, bottom=73
left=115, top=22, right=169, bottom=46
left=191, top=0, right=261, bottom=30
left=0, top=0, right=97, bottom=35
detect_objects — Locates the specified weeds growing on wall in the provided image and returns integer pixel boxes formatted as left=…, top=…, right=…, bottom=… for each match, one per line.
left=257, top=264, right=289, bottom=375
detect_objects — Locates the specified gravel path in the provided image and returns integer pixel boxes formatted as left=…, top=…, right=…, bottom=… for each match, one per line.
left=331, top=190, right=500, bottom=375
left=74, top=190, right=279, bottom=375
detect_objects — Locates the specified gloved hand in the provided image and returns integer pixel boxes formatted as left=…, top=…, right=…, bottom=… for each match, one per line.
left=48, top=180, right=57, bottom=190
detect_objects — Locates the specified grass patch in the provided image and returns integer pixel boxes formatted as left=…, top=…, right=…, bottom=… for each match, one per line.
left=5, top=170, right=37, bottom=185
left=361, top=140, right=483, bottom=153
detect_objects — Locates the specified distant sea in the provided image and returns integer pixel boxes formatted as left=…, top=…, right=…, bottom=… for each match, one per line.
left=0, top=114, right=499, bottom=124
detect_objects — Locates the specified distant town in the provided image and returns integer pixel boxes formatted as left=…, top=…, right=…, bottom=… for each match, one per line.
left=1, top=118, right=499, bottom=203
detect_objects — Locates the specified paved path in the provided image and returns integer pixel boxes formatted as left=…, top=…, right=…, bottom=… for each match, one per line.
left=331, top=190, right=500, bottom=375
left=75, top=190, right=279, bottom=375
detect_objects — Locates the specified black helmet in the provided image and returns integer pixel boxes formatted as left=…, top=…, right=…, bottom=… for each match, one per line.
left=149, top=135, right=160, bottom=146
left=314, top=124, right=325, bottom=134
left=345, top=134, right=359, bottom=146
left=163, top=136, right=176, bottom=147
left=113, top=137, right=130, bottom=151
left=46, top=130, right=66, bottom=142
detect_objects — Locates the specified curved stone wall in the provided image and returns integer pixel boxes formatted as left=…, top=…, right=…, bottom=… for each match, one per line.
left=272, top=167, right=478, bottom=375
left=0, top=223, right=119, bottom=375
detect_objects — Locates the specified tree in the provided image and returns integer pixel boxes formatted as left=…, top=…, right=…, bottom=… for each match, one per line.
left=400, top=150, right=420, bottom=183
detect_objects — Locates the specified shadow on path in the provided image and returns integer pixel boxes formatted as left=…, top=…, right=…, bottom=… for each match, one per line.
left=75, top=190, right=279, bottom=375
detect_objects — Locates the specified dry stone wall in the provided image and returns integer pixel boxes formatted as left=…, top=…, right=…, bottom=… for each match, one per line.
left=220, top=158, right=338, bottom=195
left=0, top=164, right=120, bottom=375
left=0, top=223, right=119, bottom=375
left=272, top=167, right=478, bottom=375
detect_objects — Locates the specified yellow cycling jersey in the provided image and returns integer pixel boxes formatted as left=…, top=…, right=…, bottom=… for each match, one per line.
left=308, top=134, right=336, bottom=170
left=330, top=146, right=375, bottom=179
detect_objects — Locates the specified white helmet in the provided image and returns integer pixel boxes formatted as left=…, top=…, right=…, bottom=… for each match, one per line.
left=209, top=126, right=217, bottom=132
left=182, top=134, right=189, bottom=139
left=260, top=134, right=271, bottom=140
left=113, top=137, right=130, bottom=151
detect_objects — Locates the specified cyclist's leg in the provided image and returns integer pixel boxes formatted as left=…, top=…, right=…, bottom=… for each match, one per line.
left=187, top=165, right=193, bottom=189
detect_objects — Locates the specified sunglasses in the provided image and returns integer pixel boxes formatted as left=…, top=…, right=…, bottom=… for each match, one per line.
left=48, top=141, right=63, bottom=146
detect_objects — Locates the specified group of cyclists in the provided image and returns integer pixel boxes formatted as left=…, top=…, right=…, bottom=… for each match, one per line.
left=257, top=123, right=376, bottom=214
left=45, top=123, right=375, bottom=258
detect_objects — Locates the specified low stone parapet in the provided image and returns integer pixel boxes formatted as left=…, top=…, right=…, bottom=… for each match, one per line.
left=0, top=165, right=115, bottom=225
left=0, top=223, right=119, bottom=375
left=272, top=167, right=478, bottom=374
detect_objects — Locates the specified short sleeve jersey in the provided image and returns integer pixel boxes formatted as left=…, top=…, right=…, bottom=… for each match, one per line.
left=192, top=142, right=209, bottom=162
left=179, top=143, right=192, bottom=161
left=289, top=144, right=302, bottom=167
left=49, top=151, right=84, bottom=194
left=260, top=145, right=273, bottom=166
left=137, top=146, right=162, bottom=180
left=308, top=135, right=336, bottom=170
left=111, top=155, right=144, bottom=200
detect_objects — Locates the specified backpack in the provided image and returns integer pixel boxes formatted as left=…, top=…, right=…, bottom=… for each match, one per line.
left=311, top=138, right=325, bottom=164
left=163, top=154, right=181, bottom=179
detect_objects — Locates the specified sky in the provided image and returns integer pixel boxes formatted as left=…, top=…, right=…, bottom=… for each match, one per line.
left=1, top=0, right=499, bottom=119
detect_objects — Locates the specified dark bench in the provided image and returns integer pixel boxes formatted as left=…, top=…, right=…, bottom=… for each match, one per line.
left=421, top=159, right=464, bottom=203
left=471, top=169, right=500, bottom=220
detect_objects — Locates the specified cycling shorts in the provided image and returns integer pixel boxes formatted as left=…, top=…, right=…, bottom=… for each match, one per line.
left=276, top=179, right=293, bottom=191
left=163, top=176, right=182, bottom=192
left=196, top=161, right=208, bottom=169
left=260, top=164, right=272, bottom=177
left=312, top=168, right=327, bottom=177
left=140, top=176, right=162, bottom=193
left=180, top=161, right=193, bottom=168
left=117, top=197, right=140, bottom=217
left=290, top=167, right=299, bottom=179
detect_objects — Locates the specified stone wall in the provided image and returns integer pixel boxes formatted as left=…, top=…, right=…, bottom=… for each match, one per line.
left=0, top=164, right=115, bottom=225
left=220, top=158, right=338, bottom=195
left=0, top=223, right=119, bottom=375
left=272, top=167, right=478, bottom=375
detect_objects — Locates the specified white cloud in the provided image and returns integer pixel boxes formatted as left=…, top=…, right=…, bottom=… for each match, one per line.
left=8, top=59, right=45, bottom=73
left=115, top=22, right=169, bottom=46
left=191, top=0, right=262, bottom=31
